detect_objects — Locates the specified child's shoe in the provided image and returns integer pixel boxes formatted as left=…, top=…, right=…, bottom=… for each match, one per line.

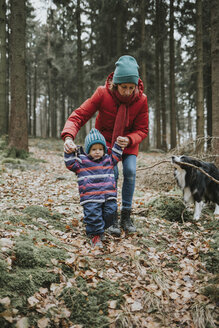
left=90, top=235, right=103, bottom=248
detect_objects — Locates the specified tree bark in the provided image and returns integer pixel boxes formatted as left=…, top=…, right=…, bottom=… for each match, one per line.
left=116, top=1, right=124, bottom=57
left=0, top=0, right=8, bottom=135
left=9, top=0, right=28, bottom=153
left=160, top=35, right=167, bottom=151
left=169, top=0, right=176, bottom=149
left=155, top=0, right=161, bottom=149
left=196, top=0, right=204, bottom=152
left=139, top=0, right=149, bottom=151
left=211, top=0, right=219, bottom=165
left=33, top=61, right=37, bottom=137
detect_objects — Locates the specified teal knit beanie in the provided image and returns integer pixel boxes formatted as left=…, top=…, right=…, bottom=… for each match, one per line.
left=113, top=55, right=139, bottom=85
left=84, top=128, right=107, bottom=154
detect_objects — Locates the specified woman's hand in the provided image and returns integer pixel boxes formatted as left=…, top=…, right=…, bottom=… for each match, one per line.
left=116, top=136, right=130, bottom=149
left=64, top=137, right=77, bottom=153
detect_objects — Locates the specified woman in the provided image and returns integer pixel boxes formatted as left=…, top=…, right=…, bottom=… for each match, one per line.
left=61, top=55, right=149, bottom=236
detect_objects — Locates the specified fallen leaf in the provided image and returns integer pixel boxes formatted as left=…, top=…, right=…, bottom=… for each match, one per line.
left=131, top=301, right=143, bottom=312
left=37, top=317, right=50, bottom=328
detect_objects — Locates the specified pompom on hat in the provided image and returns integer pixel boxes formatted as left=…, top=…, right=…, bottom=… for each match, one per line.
left=84, top=128, right=107, bottom=154
left=113, top=55, right=139, bottom=85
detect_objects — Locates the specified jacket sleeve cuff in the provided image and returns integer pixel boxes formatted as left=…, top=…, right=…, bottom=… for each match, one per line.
left=61, top=133, right=74, bottom=141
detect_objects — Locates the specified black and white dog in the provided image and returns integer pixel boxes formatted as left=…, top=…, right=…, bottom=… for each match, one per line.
left=172, top=155, right=219, bottom=220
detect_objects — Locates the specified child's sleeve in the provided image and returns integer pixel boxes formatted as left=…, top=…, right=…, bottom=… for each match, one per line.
left=64, top=151, right=81, bottom=172
left=111, top=142, right=123, bottom=166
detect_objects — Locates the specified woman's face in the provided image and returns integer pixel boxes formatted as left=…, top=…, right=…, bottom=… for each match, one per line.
left=117, top=83, right=136, bottom=97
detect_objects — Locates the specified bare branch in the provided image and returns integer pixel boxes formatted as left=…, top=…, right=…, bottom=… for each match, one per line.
left=175, top=161, right=219, bottom=184
left=136, top=159, right=219, bottom=184
left=136, top=160, right=170, bottom=171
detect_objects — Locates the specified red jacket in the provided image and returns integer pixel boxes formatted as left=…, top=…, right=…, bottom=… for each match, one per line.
left=61, top=73, right=149, bottom=156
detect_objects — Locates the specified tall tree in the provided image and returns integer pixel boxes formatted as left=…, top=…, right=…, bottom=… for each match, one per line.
left=76, top=0, right=83, bottom=106
left=211, top=0, right=219, bottom=165
left=202, top=0, right=212, bottom=149
left=160, top=0, right=167, bottom=150
left=0, top=0, right=8, bottom=135
left=196, top=0, right=204, bottom=151
left=139, top=0, right=149, bottom=151
left=155, top=0, right=161, bottom=149
left=169, top=0, right=176, bottom=149
left=9, top=0, right=28, bottom=153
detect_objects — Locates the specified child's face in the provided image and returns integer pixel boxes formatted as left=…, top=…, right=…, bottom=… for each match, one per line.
left=89, top=143, right=104, bottom=160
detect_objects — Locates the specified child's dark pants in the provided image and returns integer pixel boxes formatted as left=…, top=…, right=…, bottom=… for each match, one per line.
left=83, top=199, right=117, bottom=236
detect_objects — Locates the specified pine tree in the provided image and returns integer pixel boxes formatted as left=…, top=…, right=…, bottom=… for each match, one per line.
left=211, top=0, right=219, bottom=164
left=9, top=0, right=28, bottom=155
left=0, top=0, right=8, bottom=135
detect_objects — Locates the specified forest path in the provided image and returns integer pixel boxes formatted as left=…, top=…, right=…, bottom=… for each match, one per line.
left=0, top=138, right=218, bottom=328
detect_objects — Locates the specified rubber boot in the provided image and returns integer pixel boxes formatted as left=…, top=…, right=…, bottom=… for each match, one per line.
left=107, top=212, right=121, bottom=237
left=121, top=209, right=136, bottom=233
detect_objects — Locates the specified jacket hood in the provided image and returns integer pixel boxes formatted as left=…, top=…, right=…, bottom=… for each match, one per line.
left=105, top=72, right=144, bottom=99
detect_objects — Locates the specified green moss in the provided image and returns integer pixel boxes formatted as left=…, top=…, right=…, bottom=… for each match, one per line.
left=200, top=221, right=219, bottom=274
left=23, top=205, right=62, bottom=221
left=0, top=259, right=9, bottom=288
left=202, top=283, right=219, bottom=303
left=26, top=156, right=46, bottom=164
left=15, top=240, right=38, bottom=268
left=6, top=147, right=29, bottom=159
left=146, top=196, right=192, bottom=222
left=1, top=158, right=21, bottom=164
left=60, top=278, right=125, bottom=327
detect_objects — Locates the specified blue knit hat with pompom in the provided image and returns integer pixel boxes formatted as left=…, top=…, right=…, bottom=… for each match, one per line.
left=84, top=128, right=107, bottom=154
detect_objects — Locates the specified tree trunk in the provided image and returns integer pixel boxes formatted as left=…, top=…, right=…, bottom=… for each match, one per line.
left=169, top=0, right=176, bottom=149
left=211, top=0, right=219, bottom=165
left=116, top=1, right=124, bottom=57
left=139, top=0, right=149, bottom=151
left=9, top=0, right=28, bottom=153
left=33, top=61, right=37, bottom=137
left=160, top=36, right=167, bottom=151
left=76, top=0, right=86, bottom=142
left=155, top=0, right=161, bottom=149
left=0, top=0, right=8, bottom=135
left=140, top=0, right=147, bottom=92
left=27, top=62, right=32, bottom=135
left=196, top=0, right=204, bottom=152
left=76, top=0, right=83, bottom=106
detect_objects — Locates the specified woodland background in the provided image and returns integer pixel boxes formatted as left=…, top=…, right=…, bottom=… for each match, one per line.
left=0, top=0, right=218, bottom=159
left=0, top=1, right=219, bottom=327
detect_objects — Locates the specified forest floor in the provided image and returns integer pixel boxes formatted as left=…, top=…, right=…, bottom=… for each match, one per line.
left=0, top=137, right=218, bottom=328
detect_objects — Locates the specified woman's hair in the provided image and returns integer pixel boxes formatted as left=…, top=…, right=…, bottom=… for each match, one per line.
left=108, top=80, right=118, bottom=91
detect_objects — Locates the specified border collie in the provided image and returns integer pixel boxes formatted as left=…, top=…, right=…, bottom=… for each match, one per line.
left=172, top=155, right=219, bottom=220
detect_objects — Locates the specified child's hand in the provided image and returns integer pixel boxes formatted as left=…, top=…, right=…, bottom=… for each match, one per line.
left=116, top=136, right=130, bottom=149
left=64, top=137, right=77, bottom=153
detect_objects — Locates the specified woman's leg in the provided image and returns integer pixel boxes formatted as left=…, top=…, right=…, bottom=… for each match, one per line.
left=107, top=165, right=121, bottom=236
left=121, top=154, right=137, bottom=233
left=122, top=154, right=137, bottom=209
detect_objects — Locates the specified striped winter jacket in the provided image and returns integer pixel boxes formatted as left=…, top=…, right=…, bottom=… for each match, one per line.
left=64, top=143, right=123, bottom=205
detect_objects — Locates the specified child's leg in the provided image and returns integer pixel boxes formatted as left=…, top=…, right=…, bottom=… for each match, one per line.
left=103, top=200, right=117, bottom=229
left=83, top=202, right=104, bottom=236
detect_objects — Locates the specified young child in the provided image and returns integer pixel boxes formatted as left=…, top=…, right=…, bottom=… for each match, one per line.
left=64, top=128, right=123, bottom=248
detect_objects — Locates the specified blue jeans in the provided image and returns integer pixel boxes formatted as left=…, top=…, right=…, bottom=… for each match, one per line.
left=83, top=200, right=117, bottom=236
left=114, top=154, right=137, bottom=210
